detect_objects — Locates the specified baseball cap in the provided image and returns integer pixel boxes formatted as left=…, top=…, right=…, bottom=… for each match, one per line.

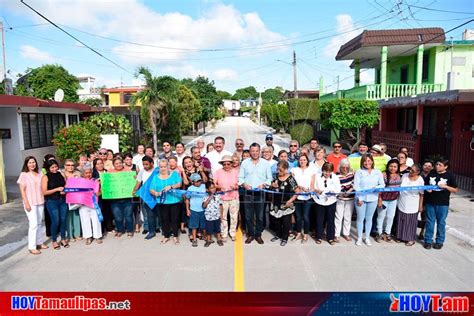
left=265, top=134, right=273, bottom=140
left=189, top=173, right=202, bottom=182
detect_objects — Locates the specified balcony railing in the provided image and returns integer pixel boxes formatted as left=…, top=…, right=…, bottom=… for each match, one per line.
left=320, top=83, right=444, bottom=102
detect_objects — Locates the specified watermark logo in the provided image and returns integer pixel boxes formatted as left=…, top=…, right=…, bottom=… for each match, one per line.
left=390, top=293, right=469, bottom=313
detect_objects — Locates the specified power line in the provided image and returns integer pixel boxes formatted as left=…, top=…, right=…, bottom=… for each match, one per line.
left=19, top=0, right=132, bottom=74
left=407, top=4, right=474, bottom=15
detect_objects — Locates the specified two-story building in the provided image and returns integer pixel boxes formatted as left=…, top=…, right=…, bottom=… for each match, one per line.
left=320, top=27, right=474, bottom=190
left=102, top=86, right=142, bottom=137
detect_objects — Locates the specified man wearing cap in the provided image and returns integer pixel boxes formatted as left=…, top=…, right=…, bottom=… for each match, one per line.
left=238, top=143, right=273, bottom=244
left=214, top=155, right=239, bottom=241
left=265, top=134, right=280, bottom=159
left=370, top=144, right=384, bottom=157
left=205, top=136, right=232, bottom=175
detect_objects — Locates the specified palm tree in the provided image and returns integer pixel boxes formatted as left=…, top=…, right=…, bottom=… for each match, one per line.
left=131, top=67, right=178, bottom=154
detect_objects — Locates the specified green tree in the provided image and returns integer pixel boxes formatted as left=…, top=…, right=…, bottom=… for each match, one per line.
left=177, top=85, right=202, bottom=134
left=261, top=103, right=290, bottom=131
left=82, top=97, right=102, bottom=107
left=217, top=90, right=232, bottom=100
left=182, top=76, right=220, bottom=130
left=319, top=99, right=380, bottom=151
left=52, top=121, right=101, bottom=161
left=233, top=86, right=257, bottom=100
left=261, top=87, right=284, bottom=104
left=132, top=67, right=179, bottom=153
left=15, top=64, right=80, bottom=102
left=86, top=112, right=134, bottom=152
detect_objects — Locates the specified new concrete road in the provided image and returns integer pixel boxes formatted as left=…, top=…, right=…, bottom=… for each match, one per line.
left=0, top=117, right=473, bottom=291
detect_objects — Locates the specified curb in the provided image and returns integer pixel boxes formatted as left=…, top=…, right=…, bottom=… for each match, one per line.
left=446, top=225, right=474, bottom=247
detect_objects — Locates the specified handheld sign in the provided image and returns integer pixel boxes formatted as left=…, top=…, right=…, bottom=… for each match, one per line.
left=349, top=156, right=386, bottom=172
left=100, top=172, right=136, bottom=199
left=65, top=177, right=99, bottom=208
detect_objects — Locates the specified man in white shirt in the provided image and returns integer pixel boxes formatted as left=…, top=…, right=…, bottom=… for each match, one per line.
left=132, top=156, right=156, bottom=239
left=174, top=142, right=187, bottom=167
left=265, top=134, right=281, bottom=157
left=132, top=144, right=145, bottom=171
left=205, top=136, right=232, bottom=174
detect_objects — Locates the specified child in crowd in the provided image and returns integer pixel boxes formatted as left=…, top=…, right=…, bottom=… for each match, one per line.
left=202, top=182, right=224, bottom=247
left=186, top=173, right=207, bottom=247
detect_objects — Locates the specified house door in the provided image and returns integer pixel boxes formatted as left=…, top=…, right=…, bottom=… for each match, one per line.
left=400, top=66, right=409, bottom=84
left=421, top=106, right=452, bottom=161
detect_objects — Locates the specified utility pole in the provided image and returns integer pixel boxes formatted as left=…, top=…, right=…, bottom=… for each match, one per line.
left=1, top=22, right=7, bottom=87
left=293, top=50, right=298, bottom=98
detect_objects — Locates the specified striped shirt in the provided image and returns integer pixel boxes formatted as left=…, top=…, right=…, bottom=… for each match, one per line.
left=380, top=173, right=401, bottom=201
left=337, top=172, right=354, bottom=201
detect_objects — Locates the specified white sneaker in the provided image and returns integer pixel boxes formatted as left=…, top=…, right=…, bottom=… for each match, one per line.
left=364, top=238, right=372, bottom=246
left=355, top=239, right=362, bottom=246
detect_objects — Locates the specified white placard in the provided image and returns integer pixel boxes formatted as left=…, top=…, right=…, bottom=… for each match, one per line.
left=100, top=134, right=119, bottom=153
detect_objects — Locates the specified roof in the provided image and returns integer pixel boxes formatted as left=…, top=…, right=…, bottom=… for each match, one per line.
left=102, top=86, right=142, bottom=93
left=336, top=27, right=446, bottom=60
left=378, top=89, right=474, bottom=108
left=0, top=94, right=91, bottom=111
left=283, top=90, right=320, bottom=98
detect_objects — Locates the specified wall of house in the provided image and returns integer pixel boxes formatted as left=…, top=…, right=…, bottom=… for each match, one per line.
left=384, top=47, right=437, bottom=85
left=434, top=44, right=474, bottom=90
left=108, top=92, right=121, bottom=106
left=0, top=108, right=21, bottom=177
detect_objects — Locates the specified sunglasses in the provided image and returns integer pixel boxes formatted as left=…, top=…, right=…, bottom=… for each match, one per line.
left=236, top=143, right=244, bottom=146
left=333, top=145, right=341, bottom=148
left=65, top=164, right=74, bottom=167
left=99, top=152, right=107, bottom=155
left=222, top=162, right=232, bottom=166
left=290, top=145, right=298, bottom=147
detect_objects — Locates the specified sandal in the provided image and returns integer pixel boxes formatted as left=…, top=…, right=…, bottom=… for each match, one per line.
left=161, top=237, right=170, bottom=244
left=52, top=242, right=60, bottom=250
left=60, top=241, right=70, bottom=248
left=127, top=233, right=134, bottom=238
left=292, top=233, right=302, bottom=241
left=192, top=240, right=198, bottom=247
left=343, top=235, right=352, bottom=242
left=96, top=239, right=103, bottom=244
left=115, top=233, right=123, bottom=239
left=328, top=240, right=336, bottom=246
left=173, top=237, right=180, bottom=245
left=405, top=241, right=415, bottom=247
left=315, top=239, right=322, bottom=244
left=217, top=240, right=224, bottom=246
left=37, top=244, right=49, bottom=250
left=86, top=238, right=92, bottom=245
left=29, top=249, right=41, bottom=255
left=204, top=241, right=212, bottom=247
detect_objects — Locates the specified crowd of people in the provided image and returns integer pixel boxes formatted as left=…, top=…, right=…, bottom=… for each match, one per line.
left=18, top=133, right=458, bottom=255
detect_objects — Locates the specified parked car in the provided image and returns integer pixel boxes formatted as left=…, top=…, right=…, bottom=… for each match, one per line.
left=242, top=112, right=251, bottom=118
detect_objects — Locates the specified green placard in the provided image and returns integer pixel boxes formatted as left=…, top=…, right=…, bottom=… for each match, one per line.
left=349, top=156, right=386, bottom=172
left=100, top=172, right=136, bottom=199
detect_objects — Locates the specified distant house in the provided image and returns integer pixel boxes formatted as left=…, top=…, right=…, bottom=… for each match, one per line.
left=102, top=86, right=143, bottom=133
left=321, top=27, right=474, bottom=191
left=76, top=76, right=102, bottom=103
left=239, top=98, right=259, bottom=107
left=283, top=90, right=319, bottom=99
left=0, top=95, right=91, bottom=177
left=222, top=99, right=240, bottom=115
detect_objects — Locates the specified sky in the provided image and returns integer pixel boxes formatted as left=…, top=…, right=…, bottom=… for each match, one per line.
left=0, top=0, right=473, bottom=94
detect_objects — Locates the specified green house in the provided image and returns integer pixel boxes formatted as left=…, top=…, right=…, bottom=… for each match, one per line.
left=320, top=27, right=474, bottom=102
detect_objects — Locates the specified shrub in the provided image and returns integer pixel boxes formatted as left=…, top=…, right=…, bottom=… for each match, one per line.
left=261, top=104, right=290, bottom=131
left=290, top=123, right=313, bottom=145
left=287, top=98, right=319, bottom=121
left=86, top=112, right=133, bottom=153
left=53, top=121, right=101, bottom=161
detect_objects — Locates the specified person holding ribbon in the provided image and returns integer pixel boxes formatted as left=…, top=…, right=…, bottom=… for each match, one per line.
left=353, top=154, right=385, bottom=246
left=76, top=165, right=103, bottom=245
left=42, top=159, right=69, bottom=250
left=149, top=159, right=183, bottom=245
left=313, top=162, right=341, bottom=245
left=396, top=164, right=424, bottom=246
left=63, top=159, right=82, bottom=242
left=335, top=158, right=355, bottom=242
left=18, top=156, right=48, bottom=255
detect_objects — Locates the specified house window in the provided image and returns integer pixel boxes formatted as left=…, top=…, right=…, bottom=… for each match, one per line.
left=22, top=113, right=65, bottom=149
left=68, top=114, right=78, bottom=125
left=396, top=108, right=417, bottom=133
left=123, top=93, right=133, bottom=104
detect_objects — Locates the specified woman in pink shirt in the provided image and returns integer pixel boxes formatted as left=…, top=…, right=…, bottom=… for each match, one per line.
left=213, top=155, right=239, bottom=241
left=18, top=156, right=47, bottom=255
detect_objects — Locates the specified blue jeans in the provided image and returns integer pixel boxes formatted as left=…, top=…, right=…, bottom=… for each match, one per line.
left=295, top=200, right=312, bottom=234
left=110, top=199, right=133, bottom=233
left=424, top=204, right=449, bottom=245
left=377, top=200, right=398, bottom=235
left=244, top=191, right=265, bottom=238
left=46, top=199, right=68, bottom=242
left=355, top=201, right=377, bottom=240
left=140, top=200, right=160, bottom=231
left=146, top=204, right=160, bottom=235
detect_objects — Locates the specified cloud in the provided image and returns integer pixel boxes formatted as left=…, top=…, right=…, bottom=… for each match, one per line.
left=5, top=1, right=286, bottom=64
left=323, top=14, right=360, bottom=59
left=19, top=45, right=53, bottom=63
left=213, top=68, right=238, bottom=81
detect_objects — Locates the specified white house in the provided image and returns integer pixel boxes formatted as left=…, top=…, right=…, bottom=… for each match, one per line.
left=222, top=99, right=240, bottom=111
left=77, top=76, right=102, bottom=103
left=0, top=95, right=90, bottom=177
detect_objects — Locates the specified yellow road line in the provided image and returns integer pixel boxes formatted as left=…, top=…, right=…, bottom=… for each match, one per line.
left=234, top=118, right=245, bottom=292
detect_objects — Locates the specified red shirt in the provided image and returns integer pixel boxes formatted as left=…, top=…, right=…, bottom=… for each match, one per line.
left=326, top=152, right=347, bottom=171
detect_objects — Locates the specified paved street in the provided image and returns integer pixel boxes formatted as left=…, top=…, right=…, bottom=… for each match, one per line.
left=0, top=117, right=473, bottom=291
